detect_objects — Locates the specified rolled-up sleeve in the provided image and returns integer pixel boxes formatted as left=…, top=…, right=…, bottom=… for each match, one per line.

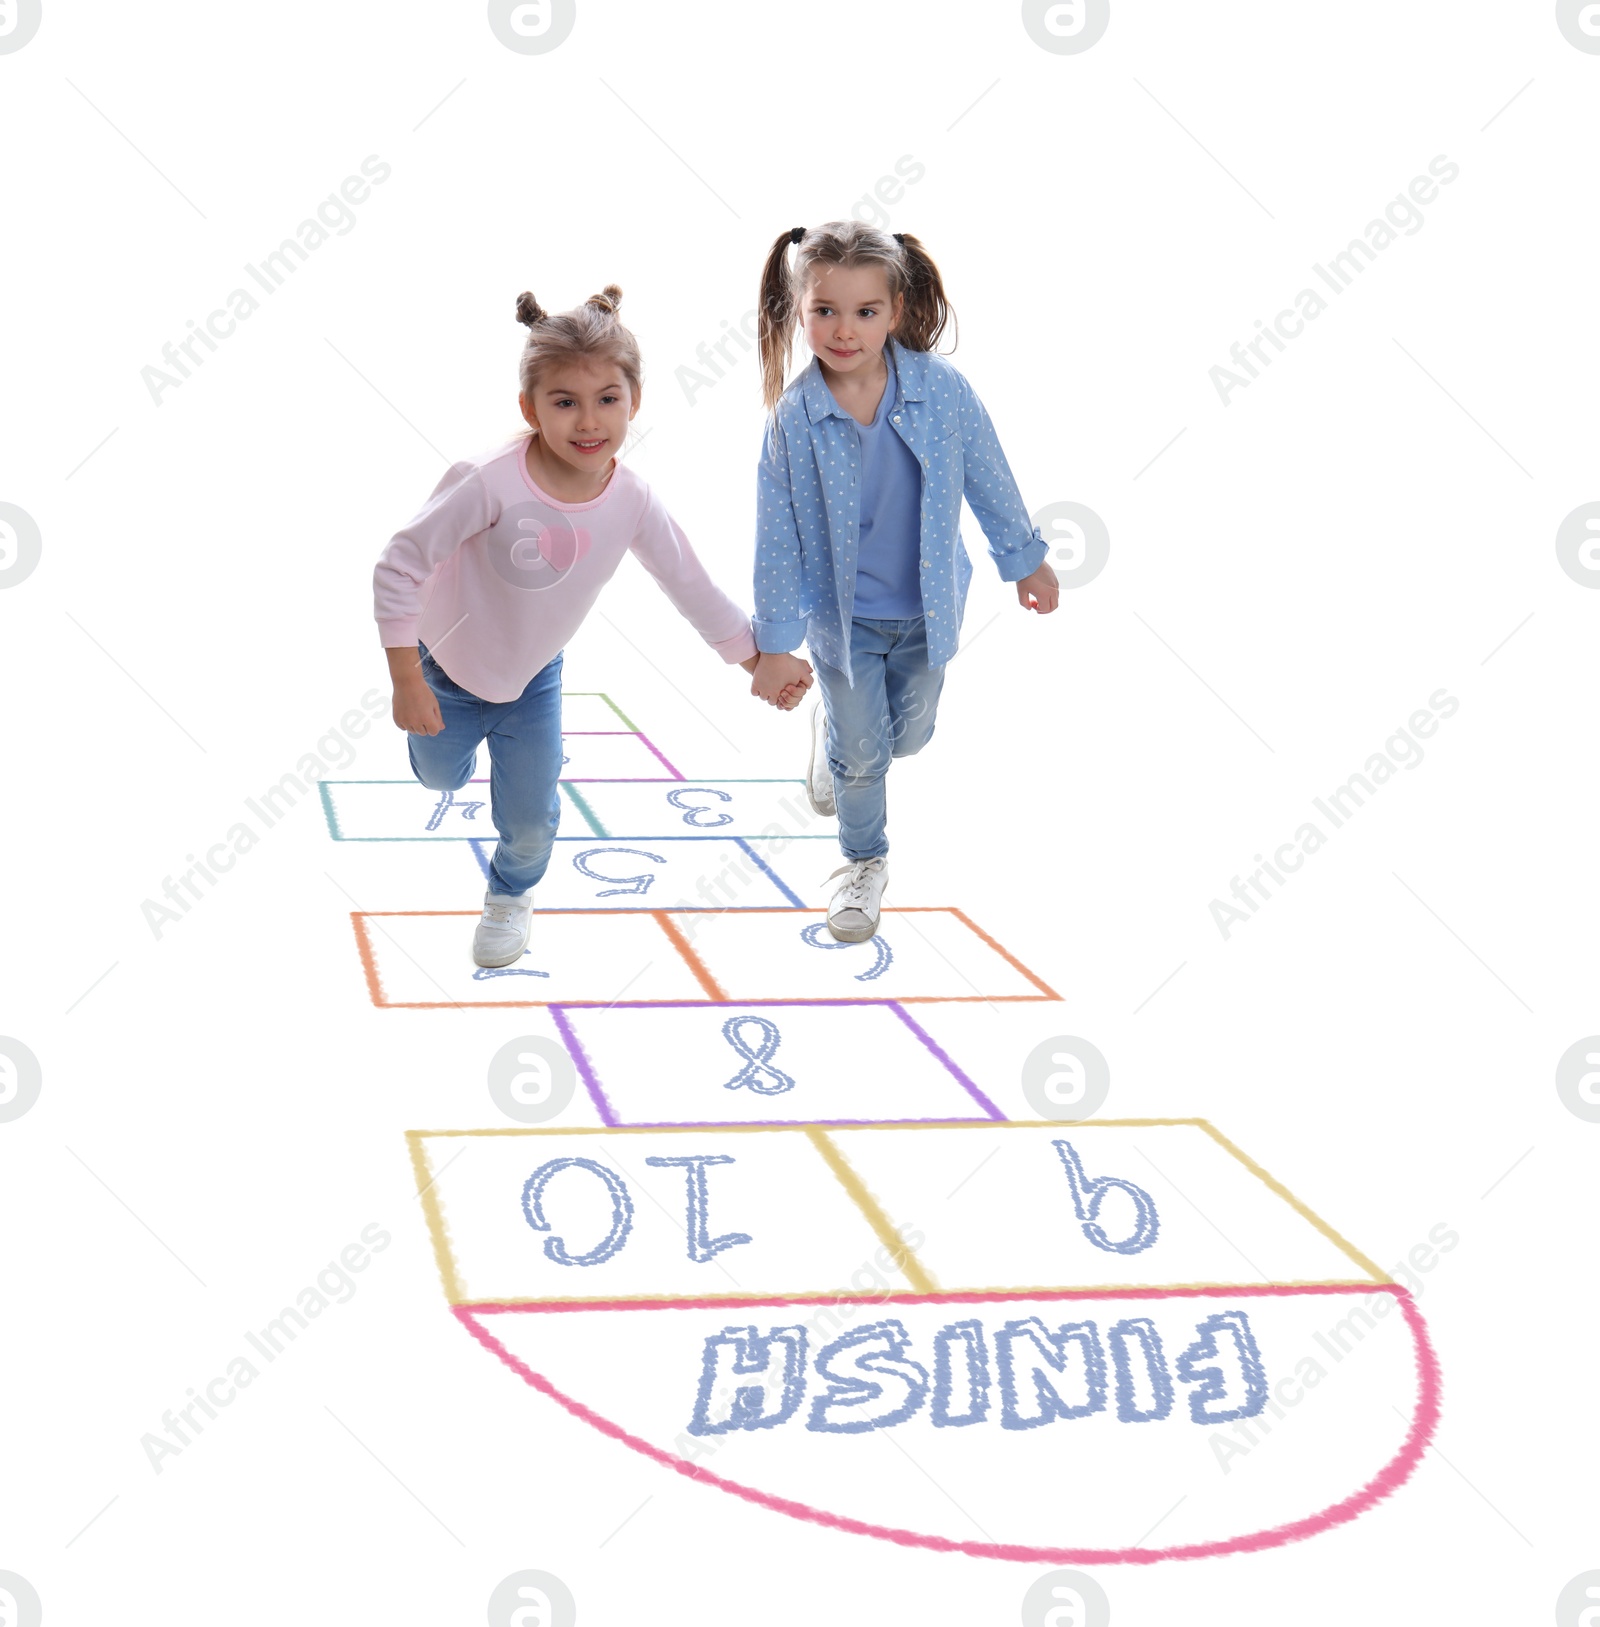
left=955, top=372, right=1048, bottom=585
left=752, top=413, right=809, bottom=653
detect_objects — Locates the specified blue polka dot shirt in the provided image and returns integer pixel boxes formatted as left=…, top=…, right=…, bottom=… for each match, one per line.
left=752, top=338, right=1047, bottom=680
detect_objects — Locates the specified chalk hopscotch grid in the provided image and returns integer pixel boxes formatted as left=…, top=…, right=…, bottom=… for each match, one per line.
left=805, top=1124, right=940, bottom=1292
left=465, top=835, right=808, bottom=908
left=462, top=1280, right=1410, bottom=1315
left=548, top=998, right=1007, bottom=1127
left=318, top=688, right=654, bottom=842
left=374, top=685, right=1444, bottom=1568
left=556, top=780, right=836, bottom=840
left=450, top=1286, right=1442, bottom=1569
left=349, top=906, right=1061, bottom=1010
left=405, top=1120, right=937, bottom=1307
left=319, top=756, right=680, bottom=842
left=404, top=1119, right=1388, bottom=1311
left=364, top=697, right=1382, bottom=1305
left=320, top=777, right=836, bottom=841
left=573, top=690, right=642, bottom=731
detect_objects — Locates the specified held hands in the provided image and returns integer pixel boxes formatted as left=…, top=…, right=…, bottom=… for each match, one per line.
left=770, top=679, right=811, bottom=710
left=1016, top=560, right=1061, bottom=613
left=742, top=651, right=814, bottom=711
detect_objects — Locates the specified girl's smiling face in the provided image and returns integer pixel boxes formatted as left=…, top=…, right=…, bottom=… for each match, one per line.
left=519, top=358, right=639, bottom=475
left=800, top=263, right=903, bottom=380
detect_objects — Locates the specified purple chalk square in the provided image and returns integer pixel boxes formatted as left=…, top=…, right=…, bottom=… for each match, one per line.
left=549, top=999, right=1006, bottom=1128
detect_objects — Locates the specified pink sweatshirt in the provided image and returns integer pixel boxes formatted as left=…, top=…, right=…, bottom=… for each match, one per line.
left=373, top=437, right=758, bottom=703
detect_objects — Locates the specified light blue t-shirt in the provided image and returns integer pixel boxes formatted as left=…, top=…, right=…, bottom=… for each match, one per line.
left=840, top=353, right=924, bottom=620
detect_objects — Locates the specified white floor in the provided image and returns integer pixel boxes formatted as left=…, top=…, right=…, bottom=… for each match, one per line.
left=2, top=5, right=1594, bottom=1624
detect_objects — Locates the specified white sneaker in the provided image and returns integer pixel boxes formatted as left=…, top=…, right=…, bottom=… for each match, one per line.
left=806, top=697, right=836, bottom=817
left=472, top=889, right=533, bottom=967
left=826, top=857, right=888, bottom=942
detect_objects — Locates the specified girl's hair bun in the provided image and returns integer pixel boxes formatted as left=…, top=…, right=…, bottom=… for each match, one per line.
left=512, top=283, right=644, bottom=425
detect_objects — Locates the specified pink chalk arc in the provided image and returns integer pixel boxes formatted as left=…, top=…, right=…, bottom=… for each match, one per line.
left=452, top=1281, right=1442, bottom=1566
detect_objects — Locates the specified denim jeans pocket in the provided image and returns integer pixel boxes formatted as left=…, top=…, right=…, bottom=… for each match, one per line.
left=417, top=644, right=465, bottom=697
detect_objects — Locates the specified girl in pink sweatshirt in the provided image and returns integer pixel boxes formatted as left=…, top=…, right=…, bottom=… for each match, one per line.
left=373, top=285, right=809, bottom=968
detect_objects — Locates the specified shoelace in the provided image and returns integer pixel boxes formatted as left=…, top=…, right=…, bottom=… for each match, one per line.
left=827, top=862, right=879, bottom=911
left=481, top=900, right=518, bottom=926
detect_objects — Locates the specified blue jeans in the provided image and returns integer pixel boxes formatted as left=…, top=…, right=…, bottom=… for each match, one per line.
left=812, top=617, right=946, bottom=862
left=406, top=644, right=564, bottom=896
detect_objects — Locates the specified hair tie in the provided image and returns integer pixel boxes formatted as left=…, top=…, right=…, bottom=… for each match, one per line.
left=893, top=232, right=906, bottom=246
left=789, top=225, right=804, bottom=245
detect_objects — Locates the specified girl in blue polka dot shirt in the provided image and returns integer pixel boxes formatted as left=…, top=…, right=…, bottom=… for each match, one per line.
left=748, top=221, right=1058, bottom=942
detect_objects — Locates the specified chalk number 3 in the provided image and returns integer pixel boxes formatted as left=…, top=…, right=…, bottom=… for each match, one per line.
left=667, top=787, right=733, bottom=828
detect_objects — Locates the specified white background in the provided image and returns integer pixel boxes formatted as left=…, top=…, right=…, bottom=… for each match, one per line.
left=1, top=1, right=1596, bottom=1621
